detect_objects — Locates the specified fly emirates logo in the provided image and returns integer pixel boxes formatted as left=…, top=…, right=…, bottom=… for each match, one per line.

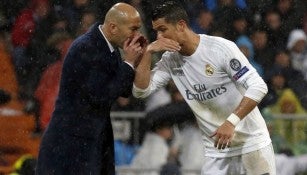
left=185, top=84, right=227, bottom=101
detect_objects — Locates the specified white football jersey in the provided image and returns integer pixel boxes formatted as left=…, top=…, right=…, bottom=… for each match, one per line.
left=133, top=34, right=271, bottom=157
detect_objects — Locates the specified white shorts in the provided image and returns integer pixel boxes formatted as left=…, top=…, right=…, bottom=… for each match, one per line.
left=201, top=144, right=276, bottom=175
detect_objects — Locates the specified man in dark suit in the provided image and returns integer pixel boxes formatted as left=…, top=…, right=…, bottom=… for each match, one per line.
left=36, top=3, right=146, bottom=175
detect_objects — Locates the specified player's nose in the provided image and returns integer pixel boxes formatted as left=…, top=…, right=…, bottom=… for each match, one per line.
left=157, top=32, right=164, bottom=39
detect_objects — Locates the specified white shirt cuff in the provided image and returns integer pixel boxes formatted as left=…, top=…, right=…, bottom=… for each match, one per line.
left=124, top=61, right=134, bottom=69
left=132, top=84, right=151, bottom=98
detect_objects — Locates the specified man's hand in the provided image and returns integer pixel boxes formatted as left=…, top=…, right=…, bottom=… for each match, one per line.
left=123, top=34, right=147, bottom=67
left=210, top=121, right=235, bottom=150
left=146, top=37, right=181, bottom=53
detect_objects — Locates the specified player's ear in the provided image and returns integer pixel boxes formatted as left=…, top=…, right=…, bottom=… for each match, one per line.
left=177, top=19, right=186, bottom=32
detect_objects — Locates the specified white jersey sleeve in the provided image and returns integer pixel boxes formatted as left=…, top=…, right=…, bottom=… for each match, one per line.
left=220, top=40, right=268, bottom=102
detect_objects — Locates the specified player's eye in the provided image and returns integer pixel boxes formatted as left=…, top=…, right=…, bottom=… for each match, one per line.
left=159, top=28, right=167, bottom=32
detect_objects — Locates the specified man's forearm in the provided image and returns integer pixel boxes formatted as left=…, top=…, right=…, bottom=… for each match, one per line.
left=134, top=51, right=152, bottom=89
left=226, top=96, right=258, bottom=127
left=233, top=96, right=258, bottom=119
left=134, top=38, right=181, bottom=89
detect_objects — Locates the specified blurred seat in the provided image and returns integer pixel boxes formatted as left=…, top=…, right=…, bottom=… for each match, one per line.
left=0, top=114, right=41, bottom=174
left=0, top=42, right=41, bottom=174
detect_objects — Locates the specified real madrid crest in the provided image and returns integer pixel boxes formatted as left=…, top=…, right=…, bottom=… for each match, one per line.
left=205, top=64, right=214, bottom=76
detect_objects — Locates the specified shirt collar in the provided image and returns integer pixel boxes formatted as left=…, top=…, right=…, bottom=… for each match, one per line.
left=99, top=25, right=115, bottom=53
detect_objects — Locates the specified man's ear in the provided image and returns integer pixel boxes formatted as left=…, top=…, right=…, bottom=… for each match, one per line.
left=109, top=22, right=118, bottom=35
left=177, top=20, right=186, bottom=32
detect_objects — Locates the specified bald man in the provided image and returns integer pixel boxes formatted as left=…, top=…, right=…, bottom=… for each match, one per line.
left=36, top=3, right=146, bottom=175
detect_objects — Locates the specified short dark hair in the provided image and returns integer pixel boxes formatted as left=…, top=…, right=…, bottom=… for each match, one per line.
left=152, top=1, right=189, bottom=25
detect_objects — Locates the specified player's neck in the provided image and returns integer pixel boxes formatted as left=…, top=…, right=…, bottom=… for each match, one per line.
left=179, top=32, right=200, bottom=56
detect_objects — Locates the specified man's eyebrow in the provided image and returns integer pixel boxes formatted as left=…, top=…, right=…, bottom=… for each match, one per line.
left=130, top=26, right=140, bottom=29
left=129, top=25, right=141, bottom=30
left=154, top=25, right=165, bottom=30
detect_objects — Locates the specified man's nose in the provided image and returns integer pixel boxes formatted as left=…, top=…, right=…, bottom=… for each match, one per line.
left=131, top=31, right=141, bottom=39
left=134, top=30, right=141, bottom=35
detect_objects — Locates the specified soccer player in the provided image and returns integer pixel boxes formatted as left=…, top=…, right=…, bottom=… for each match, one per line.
left=133, top=1, right=276, bottom=174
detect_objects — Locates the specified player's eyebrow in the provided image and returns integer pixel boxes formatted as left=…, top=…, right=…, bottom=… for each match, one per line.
left=154, top=25, right=166, bottom=31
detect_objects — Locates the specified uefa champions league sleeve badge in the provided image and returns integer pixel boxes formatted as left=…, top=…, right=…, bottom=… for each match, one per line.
left=230, top=58, right=241, bottom=71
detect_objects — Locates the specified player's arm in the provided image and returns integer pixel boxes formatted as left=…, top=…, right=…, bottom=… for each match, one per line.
left=133, top=37, right=181, bottom=98
left=211, top=72, right=268, bottom=149
left=232, top=97, right=258, bottom=121
left=233, top=70, right=268, bottom=119
left=211, top=40, right=268, bottom=149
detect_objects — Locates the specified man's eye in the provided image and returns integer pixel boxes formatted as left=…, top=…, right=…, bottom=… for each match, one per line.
left=131, top=27, right=139, bottom=31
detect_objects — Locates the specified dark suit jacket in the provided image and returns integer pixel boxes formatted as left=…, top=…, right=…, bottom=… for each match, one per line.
left=36, top=23, right=135, bottom=175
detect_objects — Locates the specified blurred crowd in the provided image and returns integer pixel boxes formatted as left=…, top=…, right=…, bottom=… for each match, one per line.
left=1, top=0, right=307, bottom=174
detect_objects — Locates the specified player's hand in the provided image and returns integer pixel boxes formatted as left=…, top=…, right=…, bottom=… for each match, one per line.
left=210, top=121, right=235, bottom=150
left=123, top=34, right=147, bottom=67
left=146, top=37, right=181, bottom=53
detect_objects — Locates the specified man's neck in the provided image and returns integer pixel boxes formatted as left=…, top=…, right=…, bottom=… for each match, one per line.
left=179, top=32, right=200, bottom=56
left=99, top=25, right=115, bottom=52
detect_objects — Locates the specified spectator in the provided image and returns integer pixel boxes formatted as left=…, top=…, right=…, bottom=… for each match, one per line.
left=275, top=0, right=305, bottom=37
left=0, top=1, right=27, bottom=31
left=52, top=14, right=70, bottom=34
left=286, top=29, right=307, bottom=80
left=264, top=69, right=306, bottom=145
left=265, top=71, right=306, bottom=114
left=203, top=0, right=247, bottom=11
left=145, top=88, right=171, bottom=112
left=264, top=50, right=307, bottom=109
left=245, top=0, right=272, bottom=25
left=161, top=82, right=204, bottom=175
left=235, top=35, right=264, bottom=77
left=177, top=120, right=204, bottom=175
left=191, top=8, right=214, bottom=34
left=34, top=32, right=73, bottom=130
left=225, top=8, right=250, bottom=41
left=11, top=0, right=56, bottom=108
left=93, top=0, right=120, bottom=22
left=250, top=26, right=275, bottom=71
left=75, top=10, right=97, bottom=36
left=130, top=115, right=175, bottom=175
left=261, top=51, right=303, bottom=108
left=9, top=154, right=37, bottom=175
left=263, top=9, right=287, bottom=51
left=62, top=0, right=96, bottom=36
left=211, top=0, right=249, bottom=37
left=0, top=31, right=18, bottom=96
